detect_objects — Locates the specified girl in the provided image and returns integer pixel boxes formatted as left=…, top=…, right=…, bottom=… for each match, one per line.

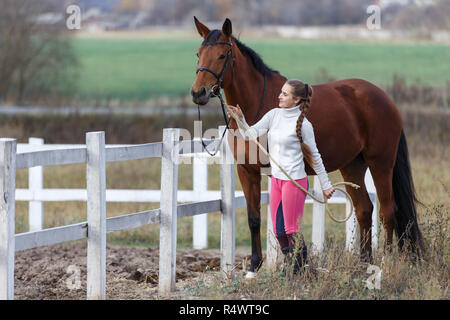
left=227, top=80, right=335, bottom=274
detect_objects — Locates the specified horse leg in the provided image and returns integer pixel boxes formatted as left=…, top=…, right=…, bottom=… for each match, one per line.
left=236, top=164, right=263, bottom=273
left=364, top=156, right=396, bottom=254
left=339, top=154, right=374, bottom=262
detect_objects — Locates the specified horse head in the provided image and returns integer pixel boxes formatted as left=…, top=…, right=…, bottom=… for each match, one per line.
left=191, top=17, right=235, bottom=105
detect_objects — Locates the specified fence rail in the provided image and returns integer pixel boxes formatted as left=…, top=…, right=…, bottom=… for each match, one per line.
left=0, top=127, right=378, bottom=300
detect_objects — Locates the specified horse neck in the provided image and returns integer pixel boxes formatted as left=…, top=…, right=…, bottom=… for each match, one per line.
left=223, top=55, right=285, bottom=128
left=222, top=57, right=262, bottom=127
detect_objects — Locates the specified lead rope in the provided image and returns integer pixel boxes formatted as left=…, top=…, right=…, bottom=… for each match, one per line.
left=224, top=103, right=360, bottom=223
left=196, top=86, right=231, bottom=157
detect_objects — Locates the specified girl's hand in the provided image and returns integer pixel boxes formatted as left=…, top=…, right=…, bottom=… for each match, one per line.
left=323, top=187, right=335, bottom=199
left=227, top=104, right=244, bottom=120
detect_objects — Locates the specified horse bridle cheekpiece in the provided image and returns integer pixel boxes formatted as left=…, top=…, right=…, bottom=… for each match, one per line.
left=195, top=41, right=234, bottom=156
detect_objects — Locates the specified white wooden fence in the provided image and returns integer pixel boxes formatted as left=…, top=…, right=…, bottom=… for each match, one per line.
left=0, top=126, right=378, bottom=300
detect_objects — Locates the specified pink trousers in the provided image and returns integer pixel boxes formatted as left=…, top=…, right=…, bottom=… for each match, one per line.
left=270, top=176, right=309, bottom=237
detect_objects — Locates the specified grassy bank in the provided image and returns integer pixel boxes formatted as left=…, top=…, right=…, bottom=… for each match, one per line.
left=71, top=35, right=450, bottom=102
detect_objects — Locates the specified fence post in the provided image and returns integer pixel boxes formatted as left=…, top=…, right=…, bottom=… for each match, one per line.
left=219, top=125, right=235, bottom=280
left=266, top=175, right=279, bottom=270
left=365, top=169, right=378, bottom=255
left=193, top=153, right=208, bottom=249
left=0, top=138, right=17, bottom=300
left=311, top=176, right=325, bottom=254
left=28, top=137, right=44, bottom=232
left=86, top=132, right=106, bottom=300
left=159, top=128, right=180, bottom=294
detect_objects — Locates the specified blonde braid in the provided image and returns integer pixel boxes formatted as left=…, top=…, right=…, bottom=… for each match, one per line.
left=288, top=81, right=316, bottom=168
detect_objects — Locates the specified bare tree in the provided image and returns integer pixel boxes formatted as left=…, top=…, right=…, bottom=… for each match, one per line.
left=0, top=0, right=78, bottom=105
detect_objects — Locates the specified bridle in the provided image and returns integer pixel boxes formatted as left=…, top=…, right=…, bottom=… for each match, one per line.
left=195, top=41, right=234, bottom=156
left=195, top=40, right=266, bottom=156
left=196, top=41, right=234, bottom=89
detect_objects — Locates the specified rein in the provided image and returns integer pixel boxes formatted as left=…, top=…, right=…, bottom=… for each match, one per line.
left=195, top=41, right=233, bottom=156
left=195, top=40, right=266, bottom=156
left=196, top=91, right=229, bottom=156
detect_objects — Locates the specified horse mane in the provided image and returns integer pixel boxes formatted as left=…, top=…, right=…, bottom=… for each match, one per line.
left=202, top=30, right=280, bottom=77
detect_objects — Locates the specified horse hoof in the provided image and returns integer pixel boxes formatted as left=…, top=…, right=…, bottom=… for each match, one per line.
left=245, top=271, right=257, bottom=280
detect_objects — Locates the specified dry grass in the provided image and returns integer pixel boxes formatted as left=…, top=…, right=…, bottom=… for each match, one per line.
left=179, top=228, right=448, bottom=300
left=180, top=165, right=449, bottom=300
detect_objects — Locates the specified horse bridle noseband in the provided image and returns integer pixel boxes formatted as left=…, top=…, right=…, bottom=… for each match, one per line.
left=195, top=40, right=266, bottom=156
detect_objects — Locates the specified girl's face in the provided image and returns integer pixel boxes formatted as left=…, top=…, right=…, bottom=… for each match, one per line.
left=278, top=83, right=300, bottom=108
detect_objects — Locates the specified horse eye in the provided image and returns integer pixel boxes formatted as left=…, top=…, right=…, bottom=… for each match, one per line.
left=219, top=54, right=225, bottom=60
left=196, top=53, right=199, bottom=58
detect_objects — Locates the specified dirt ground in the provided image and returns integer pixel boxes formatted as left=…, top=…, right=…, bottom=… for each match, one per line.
left=14, top=241, right=252, bottom=300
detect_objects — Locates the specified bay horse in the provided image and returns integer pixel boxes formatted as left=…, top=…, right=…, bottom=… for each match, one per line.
left=190, top=17, right=424, bottom=274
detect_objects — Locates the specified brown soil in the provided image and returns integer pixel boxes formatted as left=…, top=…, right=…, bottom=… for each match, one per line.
left=14, top=241, right=251, bottom=300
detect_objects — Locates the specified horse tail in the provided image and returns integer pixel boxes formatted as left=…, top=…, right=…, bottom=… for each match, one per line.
left=392, top=129, right=425, bottom=257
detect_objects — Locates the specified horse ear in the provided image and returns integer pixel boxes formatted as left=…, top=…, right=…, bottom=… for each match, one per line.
left=222, top=18, right=232, bottom=38
left=194, top=16, right=210, bottom=39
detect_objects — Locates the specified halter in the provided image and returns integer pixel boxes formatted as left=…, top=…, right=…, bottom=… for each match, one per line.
left=195, top=40, right=266, bottom=156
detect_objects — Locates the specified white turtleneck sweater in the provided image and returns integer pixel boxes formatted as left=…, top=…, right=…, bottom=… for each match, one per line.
left=237, top=105, right=333, bottom=191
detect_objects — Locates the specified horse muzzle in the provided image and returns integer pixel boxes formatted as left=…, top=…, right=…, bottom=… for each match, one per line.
left=191, top=86, right=217, bottom=105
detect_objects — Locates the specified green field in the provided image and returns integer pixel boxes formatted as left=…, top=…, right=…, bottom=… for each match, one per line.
left=73, top=34, right=450, bottom=102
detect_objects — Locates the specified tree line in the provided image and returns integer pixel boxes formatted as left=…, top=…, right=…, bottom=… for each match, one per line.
left=111, top=0, right=449, bottom=29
